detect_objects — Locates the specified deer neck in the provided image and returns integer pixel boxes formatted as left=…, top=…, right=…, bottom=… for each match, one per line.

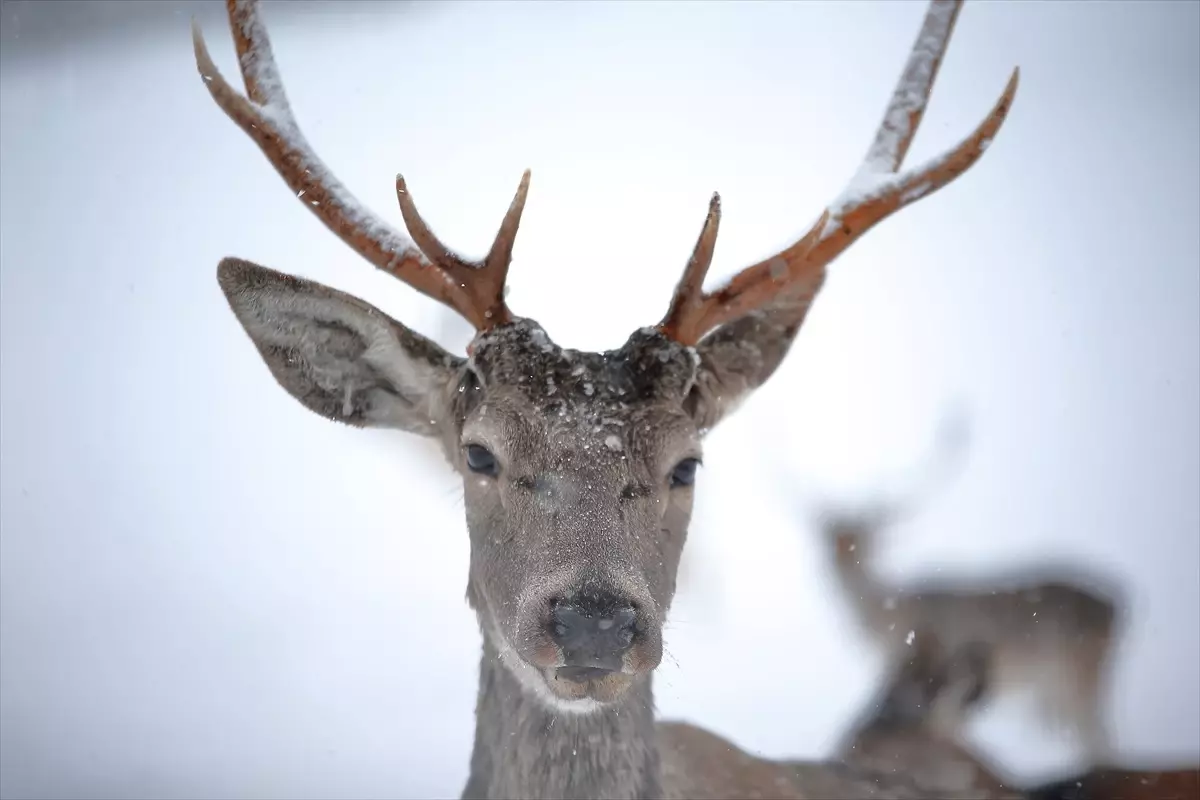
left=463, top=636, right=662, bottom=800
left=832, top=546, right=896, bottom=632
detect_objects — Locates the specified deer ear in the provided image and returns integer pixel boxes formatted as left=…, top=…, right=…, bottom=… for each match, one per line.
left=685, top=283, right=822, bottom=430
left=217, top=258, right=465, bottom=436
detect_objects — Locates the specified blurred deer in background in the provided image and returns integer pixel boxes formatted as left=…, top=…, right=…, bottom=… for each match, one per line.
left=194, top=0, right=1020, bottom=795
left=804, top=418, right=1126, bottom=765
left=830, top=630, right=1020, bottom=798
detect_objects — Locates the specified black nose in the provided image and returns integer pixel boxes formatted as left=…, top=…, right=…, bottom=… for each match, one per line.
left=549, top=594, right=637, bottom=671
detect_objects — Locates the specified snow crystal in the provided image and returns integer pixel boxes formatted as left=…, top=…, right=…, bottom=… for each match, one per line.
left=900, top=182, right=932, bottom=203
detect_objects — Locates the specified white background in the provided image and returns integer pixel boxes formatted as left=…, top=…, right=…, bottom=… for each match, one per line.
left=2, top=1, right=1197, bottom=797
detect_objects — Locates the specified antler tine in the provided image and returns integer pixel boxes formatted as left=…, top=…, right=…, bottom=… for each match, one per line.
left=657, top=0, right=1019, bottom=346
left=394, top=169, right=529, bottom=327
left=394, top=174, right=474, bottom=272
left=482, top=169, right=533, bottom=317
left=193, top=0, right=516, bottom=332
left=659, top=193, right=722, bottom=339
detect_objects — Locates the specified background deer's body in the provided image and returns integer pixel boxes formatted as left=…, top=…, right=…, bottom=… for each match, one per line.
left=823, top=490, right=1125, bottom=763
left=195, top=0, right=1020, bottom=796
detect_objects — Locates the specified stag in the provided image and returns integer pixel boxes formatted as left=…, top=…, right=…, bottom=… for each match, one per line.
left=193, top=0, right=1018, bottom=796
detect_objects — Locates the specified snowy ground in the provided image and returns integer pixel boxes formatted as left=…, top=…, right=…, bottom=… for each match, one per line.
left=1, top=1, right=1197, bottom=798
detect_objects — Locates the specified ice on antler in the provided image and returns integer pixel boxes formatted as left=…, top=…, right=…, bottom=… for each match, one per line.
left=657, top=0, right=1019, bottom=347
left=195, top=0, right=1018, bottom=353
left=192, top=0, right=523, bottom=332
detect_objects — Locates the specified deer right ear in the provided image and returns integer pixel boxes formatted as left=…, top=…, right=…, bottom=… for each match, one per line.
left=217, top=258, right=465, bottom=436
left=684, top=299, right=817, bottom=431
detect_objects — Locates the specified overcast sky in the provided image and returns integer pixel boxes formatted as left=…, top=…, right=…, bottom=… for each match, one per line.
left=2, top=1, right=1197, bottom=798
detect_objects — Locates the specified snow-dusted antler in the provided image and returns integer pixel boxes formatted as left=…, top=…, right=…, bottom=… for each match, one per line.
left=658, top=0, right=1020, bottom=346
left=192, top=0, right=525, bottom=331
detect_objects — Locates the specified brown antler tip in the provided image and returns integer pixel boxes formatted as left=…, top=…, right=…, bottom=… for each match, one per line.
left=395, top=173, right=410, bottom=194
left=1006, top=65, right=1021, bottom=97
left=511, top=169, right=532, bottom=208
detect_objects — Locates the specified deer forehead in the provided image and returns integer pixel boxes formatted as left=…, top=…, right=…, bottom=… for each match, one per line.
left=462, top=320, right=702, bottom=459
left=469, top=320, right=699, bottom=403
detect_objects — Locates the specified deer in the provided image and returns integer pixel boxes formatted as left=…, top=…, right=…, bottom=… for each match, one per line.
left=830, top=630, right=1020, bottom=799
left=808, top=422, right=1126, bottom=766
left=192, top=0, right=1019, bottom=797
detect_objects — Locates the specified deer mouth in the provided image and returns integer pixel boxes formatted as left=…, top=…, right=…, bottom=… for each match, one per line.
left=555, top=665, right=615, bottom=683
left=544, top=664, right=635, bottom=703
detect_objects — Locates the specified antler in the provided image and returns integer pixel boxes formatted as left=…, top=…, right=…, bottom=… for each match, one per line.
left=658, top=0, right=1019, bottom=345
left=192, top=0, right=523, bottom=331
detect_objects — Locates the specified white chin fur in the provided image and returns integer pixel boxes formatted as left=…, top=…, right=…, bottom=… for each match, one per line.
left=484, top=619, right=604, bottom=716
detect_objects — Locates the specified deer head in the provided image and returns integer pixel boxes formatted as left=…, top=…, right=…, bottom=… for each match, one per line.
left=870, top=635, right=993, bottom=735
left=194, top=0, right=1017, bottom=713
left=839, top=633, right=1010, bottom=797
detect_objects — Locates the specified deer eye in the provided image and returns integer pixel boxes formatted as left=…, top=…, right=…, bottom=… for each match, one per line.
left=465, top=444, right=499, bottom=477
left=669, top=457, right=701, bottom=488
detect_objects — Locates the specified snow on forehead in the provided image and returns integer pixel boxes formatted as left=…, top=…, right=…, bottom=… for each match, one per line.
left=469, top=319, right=698, bottom=415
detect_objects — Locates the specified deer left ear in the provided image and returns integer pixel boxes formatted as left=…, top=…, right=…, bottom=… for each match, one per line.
left=684, top=285, right=824, bottom=431
left=217, top=258, right=466, bottom=435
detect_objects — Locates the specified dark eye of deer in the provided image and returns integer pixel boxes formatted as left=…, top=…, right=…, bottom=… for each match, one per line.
left=465, top=444, right=499, bottom=477
left=670, top=457, right=700, bottom=488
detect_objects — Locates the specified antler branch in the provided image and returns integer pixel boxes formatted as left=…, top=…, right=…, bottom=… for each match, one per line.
left=658, top=0, right=1019, bottom=346
left=193, top=0, right=520, bottom=331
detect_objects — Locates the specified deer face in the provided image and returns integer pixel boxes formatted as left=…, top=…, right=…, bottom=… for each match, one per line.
left=219, top=261, right=800, bottom=711
left=453, top=322, right=701, bottom=709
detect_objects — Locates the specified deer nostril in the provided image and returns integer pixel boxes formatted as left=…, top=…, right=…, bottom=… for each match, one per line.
left=548, top=597, right=639, bottom=670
